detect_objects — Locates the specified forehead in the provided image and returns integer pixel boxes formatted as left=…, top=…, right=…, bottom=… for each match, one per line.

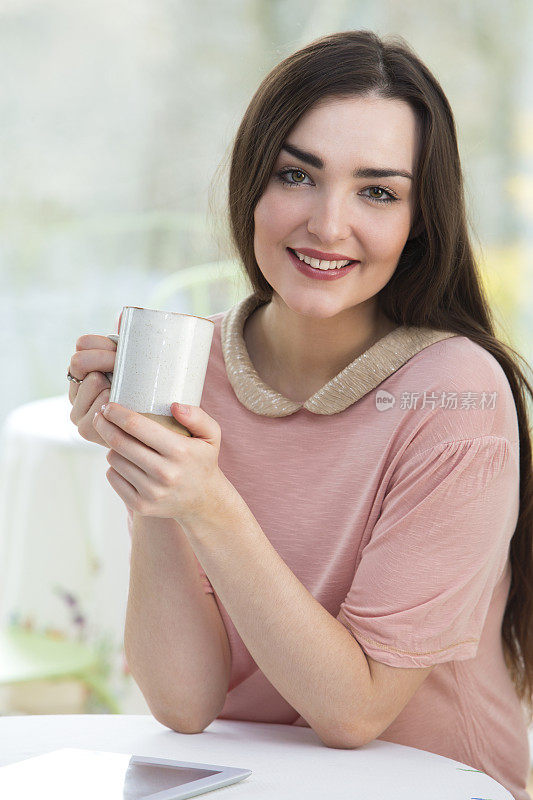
left=286, top=95, right=418, bottom=170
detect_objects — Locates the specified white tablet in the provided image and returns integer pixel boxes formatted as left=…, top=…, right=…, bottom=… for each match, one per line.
left=0, top=748, right=252, bottom=799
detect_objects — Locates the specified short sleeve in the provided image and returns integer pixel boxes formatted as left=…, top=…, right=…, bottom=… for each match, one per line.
left=338, top=435, right=519, bottom=668
left=125, top=505, right=215, bottom=594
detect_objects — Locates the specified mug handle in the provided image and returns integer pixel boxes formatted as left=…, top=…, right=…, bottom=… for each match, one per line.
left=104, top=334, right=119, bottom=383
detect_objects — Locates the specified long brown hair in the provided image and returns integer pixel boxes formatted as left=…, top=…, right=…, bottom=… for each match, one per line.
left=222, top=29, right=533, bottom=719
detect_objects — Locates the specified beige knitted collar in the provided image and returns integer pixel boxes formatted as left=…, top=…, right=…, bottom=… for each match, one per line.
left=220, top=294, right=459, bottom=417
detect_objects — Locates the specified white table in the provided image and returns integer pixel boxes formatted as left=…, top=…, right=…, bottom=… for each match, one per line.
left=0, top=713, right=514, bottom=799
left=0, top=394, right=149, bottom=714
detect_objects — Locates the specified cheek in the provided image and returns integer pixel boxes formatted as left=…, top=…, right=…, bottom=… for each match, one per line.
left=254, top=191, right=295, bottom=239
left=361, top=214, right=411, bottom=259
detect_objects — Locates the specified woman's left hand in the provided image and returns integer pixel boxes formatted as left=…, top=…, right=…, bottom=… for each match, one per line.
left=93, top=401, right=231, bottom=528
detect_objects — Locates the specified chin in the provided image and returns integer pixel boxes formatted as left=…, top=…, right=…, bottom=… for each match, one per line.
left=276, top=290, right=357, bottom=320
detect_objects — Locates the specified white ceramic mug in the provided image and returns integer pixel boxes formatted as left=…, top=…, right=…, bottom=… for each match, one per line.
left=103, top=306, right=214, bottom=438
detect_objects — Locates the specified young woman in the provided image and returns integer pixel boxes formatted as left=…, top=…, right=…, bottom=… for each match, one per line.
left=69, top=29, right=533, bottom=800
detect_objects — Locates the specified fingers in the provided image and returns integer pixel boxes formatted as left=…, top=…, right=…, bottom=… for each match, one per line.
left=68, top=367, right=109, bottom=408
left=105, top=466, right=141, bottom=512
left=70, top=371, right=111, bottom=424
left=105, top=450, right=157, bottom=499
left=68, top=336, right=117, bottom=405
left=76, top=335, right=117, bottom=352
left=77, top=386, right=112, bottom=444
left=96, top=403, right=186, bottom=460
left=69, top=346, right=116, bottom=383
left=70, top=371, right=112, bottom=447
left=68, top=334, right=118, bottom=445
left=93, top=410, right=173, bottom=480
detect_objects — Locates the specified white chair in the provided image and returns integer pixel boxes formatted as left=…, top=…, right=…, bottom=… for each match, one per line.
left=146, top=258, right=249, bottom=314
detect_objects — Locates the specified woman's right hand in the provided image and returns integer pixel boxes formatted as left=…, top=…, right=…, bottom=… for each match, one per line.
left=68, top=334, right=118, bottom=447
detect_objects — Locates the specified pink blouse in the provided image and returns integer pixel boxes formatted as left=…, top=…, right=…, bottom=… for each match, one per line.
left=126, top=294, right=531, bottom=800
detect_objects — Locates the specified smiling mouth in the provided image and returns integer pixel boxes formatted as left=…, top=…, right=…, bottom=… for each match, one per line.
left=287, top=247, right=358, bottom=270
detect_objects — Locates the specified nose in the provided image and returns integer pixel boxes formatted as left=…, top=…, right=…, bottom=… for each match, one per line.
left=306, top=191, right=352, bottom=246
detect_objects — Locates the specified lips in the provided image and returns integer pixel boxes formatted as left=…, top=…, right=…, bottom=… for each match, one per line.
left=291, top=247, right=358, bottom=262
left=286, top=247, right=359, bottom=281
left=288, top=248, right=357, bottom=266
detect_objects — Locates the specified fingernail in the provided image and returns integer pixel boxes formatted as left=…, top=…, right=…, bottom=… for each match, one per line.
left=101, top=403, right=108, bottom=415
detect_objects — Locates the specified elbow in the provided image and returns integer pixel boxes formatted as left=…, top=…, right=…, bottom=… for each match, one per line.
left=317, top=720, right=374, bottom=750
left=153, top=710, right=209, bottom=735
left=151, top=704, right=218, bottom=735
left=321, top=736, right=367, bottom=750
left=168, top=721, right=209, bottom=735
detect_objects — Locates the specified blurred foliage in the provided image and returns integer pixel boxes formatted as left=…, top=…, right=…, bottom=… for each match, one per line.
left=477, top=243, right=533, bottom=420
left=477, top=243, right=525, bottom=334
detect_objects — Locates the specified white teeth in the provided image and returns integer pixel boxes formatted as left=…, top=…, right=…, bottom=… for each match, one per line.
left=293, top=250, right=352, bottom=270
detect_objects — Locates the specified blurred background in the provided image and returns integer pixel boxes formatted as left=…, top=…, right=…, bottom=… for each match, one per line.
left=0, top=0, right=532, bottom=721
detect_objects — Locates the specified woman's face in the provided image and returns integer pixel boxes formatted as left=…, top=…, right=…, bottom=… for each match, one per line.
left=253, top=94, right=418, bottom=320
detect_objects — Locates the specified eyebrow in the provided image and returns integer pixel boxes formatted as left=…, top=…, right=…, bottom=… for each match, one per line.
left=281, top=142, right=413, bottom=181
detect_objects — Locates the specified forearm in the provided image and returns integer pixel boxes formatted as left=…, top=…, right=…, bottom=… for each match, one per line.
left=124, top=512, right=230, bottom=731
left=180, top=486, right=375, bottom=748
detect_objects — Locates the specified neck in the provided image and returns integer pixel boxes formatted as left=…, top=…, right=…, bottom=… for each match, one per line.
left=244, top=295, right=397, bottom=399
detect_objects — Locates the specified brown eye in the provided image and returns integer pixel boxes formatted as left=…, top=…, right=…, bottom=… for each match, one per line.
left=361, top=186, right=397, bottom=205
left=275, top=168, right=311, bottom=187
left=290, top=170, right=306, bottom=183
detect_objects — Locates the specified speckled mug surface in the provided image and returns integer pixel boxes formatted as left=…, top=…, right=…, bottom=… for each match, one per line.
left=103, top=306, right=214, bottom=437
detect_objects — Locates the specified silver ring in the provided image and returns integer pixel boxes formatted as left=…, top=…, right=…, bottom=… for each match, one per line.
left=67, top=370, right=83, bottom=384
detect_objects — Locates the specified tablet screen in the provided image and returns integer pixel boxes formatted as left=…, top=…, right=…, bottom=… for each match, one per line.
left=0, top=748, right=252, bottom=799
